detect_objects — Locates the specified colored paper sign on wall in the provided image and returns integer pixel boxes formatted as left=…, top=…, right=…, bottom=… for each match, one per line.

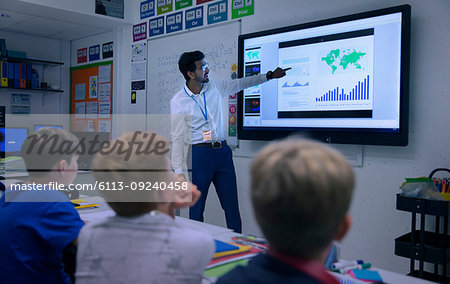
left=77, top=48, right=87, bottom=64
left=197, top=0, right=214, bottom=4
left=89, top=45, right=100, bottom=61
left=166, top=11, right=183, bottom=34
left=102, top=41, right=113, bottom=58
left=232, top=0, right=254, bottom=19
left=175, top=0, right=192, bottom=10
left=207, top=0, right=227, bottom=25
left=229, top=104, right=237, bottom=114
left=157, top=0, right=173, bottom=15
left=140, top=0, right=155, bottom=19
left=185, top=6, right=203, bottom=29
left=149, top=16, right=165, bottom=37
left=133, top=22, right=147, bottom=42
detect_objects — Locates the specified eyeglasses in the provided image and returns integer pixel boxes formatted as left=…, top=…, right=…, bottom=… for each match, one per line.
left=198, top=62, right=209, bottom=71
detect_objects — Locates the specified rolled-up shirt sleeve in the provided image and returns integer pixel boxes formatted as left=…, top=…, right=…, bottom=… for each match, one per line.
left=170, top=99, right=186, bottom=174
left=214, top=74, right=268, bottom=98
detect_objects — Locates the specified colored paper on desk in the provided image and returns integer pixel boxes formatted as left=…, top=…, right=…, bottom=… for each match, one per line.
left=349, top=269, right=382, bottom=282
left=208, top=247, right=261, bottom=268
left=215, top=240, right=239, bottom=253
left=204, top=259, right=249, bottom=278
left=213, top=243, right=251, bottom=258
left=71, top=198, right=99, bottom=209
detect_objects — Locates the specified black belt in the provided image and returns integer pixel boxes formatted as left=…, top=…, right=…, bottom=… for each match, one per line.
left=193, top=140, right=227, bottom=149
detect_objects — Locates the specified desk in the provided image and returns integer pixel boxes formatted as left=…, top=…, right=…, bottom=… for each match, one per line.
left=77, top=198, right=437, bottom=284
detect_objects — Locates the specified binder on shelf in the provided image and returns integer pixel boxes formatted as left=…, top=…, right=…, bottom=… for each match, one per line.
left=26, top=64, right=32, bottom=88
left=0, top=62, right=7, bottom=87
left=8, top=62, right=14, bottom=87
left=14, top=63, right=20, bottom=88
left=31, top=69, right=39, bottom=89
left=19, top=63, right=26, bottom=88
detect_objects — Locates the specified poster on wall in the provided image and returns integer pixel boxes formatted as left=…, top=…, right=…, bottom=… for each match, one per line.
left=207, top=0, right=227, bottom=25
left=149, top=16, right=165, bottom=37
left=102, top=42, right=113, bottom=59
left=185, top=6, right=203, bottom=29
left=98, top=65, right=111, bottom=83
left=166, top=11, right=183, bottom=34
left=75, top=83, right=86, bottom=100
left=232, top=0, right=254, bottom=19
left=175, top=0, right=192, bottom=10
left=157, top=0, right=173, bottom=15
left=98, top=83, right=111, bottom=101
left=89, top=76, right=98, bottom=98
left=133, top=22, right=148, bottom=42
left=140, top=0, right=155, bottom=19
left=89, top=45, right=101, bottom=61
left=132, top=43, right=147, bottom=62
left=77, top=48, right=87, bottom=64
left=95, top=0, right=124, bottom=19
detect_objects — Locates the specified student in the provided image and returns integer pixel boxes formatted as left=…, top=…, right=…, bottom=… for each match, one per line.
left=171, top=50, right=289, bottom=233
left=75, top=131, right=215, bottom=284
left=218, top=138, right=355, bottom=284
left=0, top=128, right=85, bottom=284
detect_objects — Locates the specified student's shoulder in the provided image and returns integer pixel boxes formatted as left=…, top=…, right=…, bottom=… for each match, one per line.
left=172, top=219, right=215, bottom=247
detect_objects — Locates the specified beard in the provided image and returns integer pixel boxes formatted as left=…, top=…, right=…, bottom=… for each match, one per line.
left=195, top=73, right=209, bottom=84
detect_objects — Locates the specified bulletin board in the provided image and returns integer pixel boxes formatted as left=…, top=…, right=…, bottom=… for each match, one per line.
left=70, top=61, right=113, bottom=133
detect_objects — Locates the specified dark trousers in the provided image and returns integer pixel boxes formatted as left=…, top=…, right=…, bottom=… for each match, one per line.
left=189, top=144, right=242, bottom=233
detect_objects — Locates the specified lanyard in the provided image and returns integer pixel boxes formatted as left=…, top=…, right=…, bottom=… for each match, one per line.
left=268, top=249, right=340, bottom=284
left=184, top=87, right=208, bottom=124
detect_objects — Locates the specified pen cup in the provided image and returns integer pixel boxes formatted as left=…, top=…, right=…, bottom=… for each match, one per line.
left=441, top=192, right=450, bottom=201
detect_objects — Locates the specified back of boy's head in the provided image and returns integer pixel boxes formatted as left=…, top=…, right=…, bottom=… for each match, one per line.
left=251, top=138, right=354, bottom=259
left=92, top=131, right=172, bottom=217
left=21, top=128, right=79, bottom=178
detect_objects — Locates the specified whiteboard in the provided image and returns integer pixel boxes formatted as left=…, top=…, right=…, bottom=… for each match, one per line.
left=146, top=21, right=240, bottom=115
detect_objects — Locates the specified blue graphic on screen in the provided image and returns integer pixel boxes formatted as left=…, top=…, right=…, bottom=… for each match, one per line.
left=34, top=125, right=63, bottom=131
left=0, top=128, right=28, bottom=153
left=282, top=81, right=309, bottom=87
left=316, top=75, right=370, bottom=102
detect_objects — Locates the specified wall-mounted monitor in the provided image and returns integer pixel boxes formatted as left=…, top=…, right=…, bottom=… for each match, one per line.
left=33, top=125, right=63, bottom=131
left=0, top=127, right=29, bottom=154
left=238, top=5, right=411, bottom=146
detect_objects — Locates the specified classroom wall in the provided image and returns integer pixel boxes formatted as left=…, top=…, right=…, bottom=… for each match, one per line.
left=0, top=30, right=70, bottom=114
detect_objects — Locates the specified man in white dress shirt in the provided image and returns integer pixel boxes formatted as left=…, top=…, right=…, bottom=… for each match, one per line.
left=170, top=51, right=288, bottom=233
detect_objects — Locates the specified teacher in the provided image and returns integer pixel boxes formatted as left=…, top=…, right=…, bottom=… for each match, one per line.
left=170, top=51, right=288, bottom=233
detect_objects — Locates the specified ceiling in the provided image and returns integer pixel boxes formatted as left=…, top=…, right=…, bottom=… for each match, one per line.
left=0, top=1, right=131, bottom=41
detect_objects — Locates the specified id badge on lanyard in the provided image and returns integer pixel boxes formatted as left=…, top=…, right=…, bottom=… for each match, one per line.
left=185, top=87, right=213, bottom=142
left=202, top=123, right=212, bottom=142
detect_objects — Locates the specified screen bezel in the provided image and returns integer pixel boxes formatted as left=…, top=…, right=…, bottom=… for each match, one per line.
left=237, top=4, right=411, bottom=146
left=33, top=124, right=63, bottom=131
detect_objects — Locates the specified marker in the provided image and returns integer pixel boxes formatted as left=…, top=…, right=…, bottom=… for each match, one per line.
left=331, top=260, right=364, bottom=270
left=339, top=263, right=371, bottom=274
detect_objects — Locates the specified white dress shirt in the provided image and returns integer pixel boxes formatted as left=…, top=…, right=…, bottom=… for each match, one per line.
left=170, top=74, right=268, bottom=174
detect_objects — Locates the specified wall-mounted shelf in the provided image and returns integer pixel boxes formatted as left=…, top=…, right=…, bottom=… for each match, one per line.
left=0, top=56, right=64, bottom=67
left=0, top=86, right=63, bottom=93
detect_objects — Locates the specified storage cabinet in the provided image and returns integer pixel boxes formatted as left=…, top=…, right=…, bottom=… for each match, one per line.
left=395, top=194, right=449, bottom=283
